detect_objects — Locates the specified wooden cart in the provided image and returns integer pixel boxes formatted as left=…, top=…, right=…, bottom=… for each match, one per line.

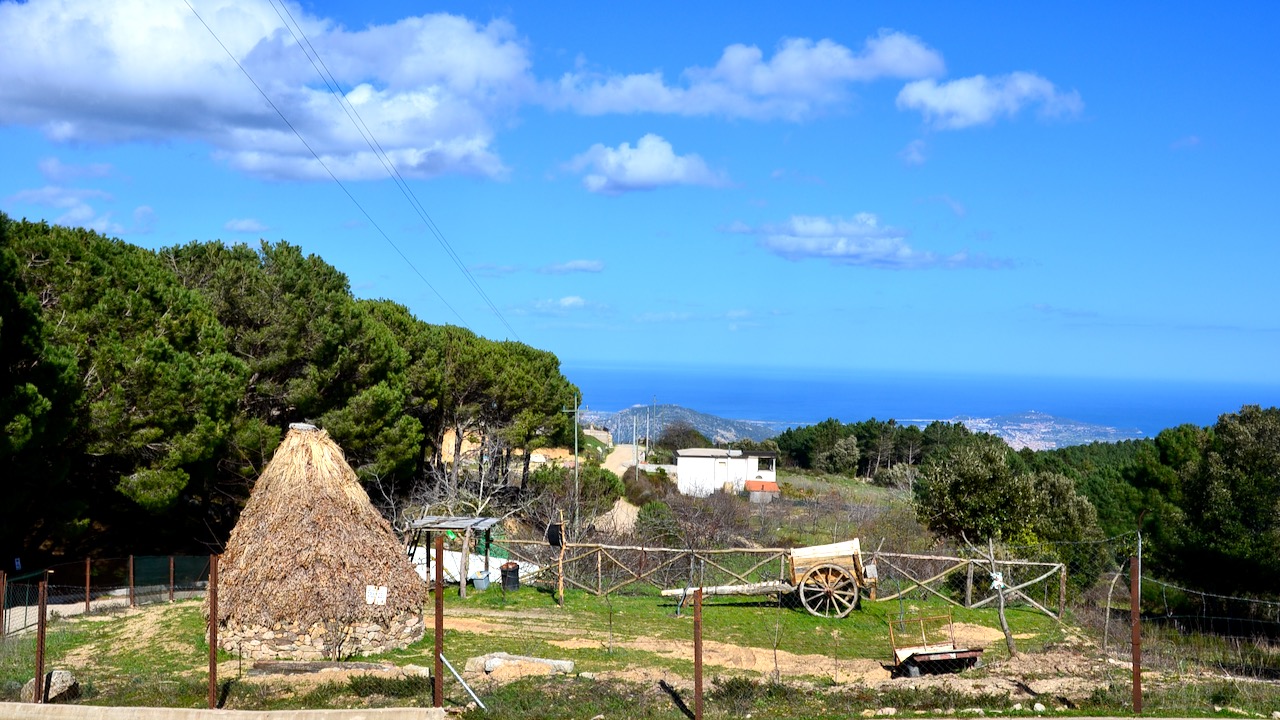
left=888, top=614, right=984, bottom=677
left=661, top=539, right=877, bottom=618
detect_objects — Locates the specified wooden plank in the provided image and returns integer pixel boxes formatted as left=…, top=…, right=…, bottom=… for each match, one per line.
left=874, top=558, right=965, bottom=608
left=969, top=566, right=1061, bottom=610
left=660, top=581, right=794, bottom=597
left=791, top=539, right=860, bottom=561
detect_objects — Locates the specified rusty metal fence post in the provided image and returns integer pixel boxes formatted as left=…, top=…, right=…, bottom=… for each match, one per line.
left=0, top=570, right=7, bottom=636
left=208, top=554, right=218, bottom=710
left=694, top=588, right=703, bottom=720
left=84, top=558, right=91, bottom=614
left=434, top=534, right=444, bottom=708
left=128, top=555, right=135, bottom=607
left=34, top=580, right=47, bottom=703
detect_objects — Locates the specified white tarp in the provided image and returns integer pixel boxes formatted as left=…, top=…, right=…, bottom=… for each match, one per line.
left=408, top=547, right=540, bottom=584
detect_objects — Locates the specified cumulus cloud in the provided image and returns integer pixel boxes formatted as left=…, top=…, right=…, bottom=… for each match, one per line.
left=0, top=0, right=531, bottom=181
left=736, top=214, right=1008, bottom=269
left=897, top=72, right=1082, bottom=129
left=538, top=259, right=605, bottom=274
left=568, top=134, right=727, bottom=194
left=224, top=217, right=268, bottom=233
left=555, top=31, right=944, bottom=120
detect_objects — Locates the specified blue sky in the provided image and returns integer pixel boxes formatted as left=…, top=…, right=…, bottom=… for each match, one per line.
left=2, top=1, right=1278, bottom=386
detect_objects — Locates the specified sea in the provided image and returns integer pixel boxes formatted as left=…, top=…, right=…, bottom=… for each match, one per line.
left=563, top=364, right=1280, bottom=436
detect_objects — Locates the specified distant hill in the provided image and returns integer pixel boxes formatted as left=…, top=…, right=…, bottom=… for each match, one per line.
left=583, top=405, right=1143, bottom=450
left=581, top=404, right=788, bottom=445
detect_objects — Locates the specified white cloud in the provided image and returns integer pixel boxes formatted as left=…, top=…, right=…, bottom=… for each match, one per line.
left=518, top=295, right=601, bottom=317
left=897, top=72, right=1082, bottom=129
left=899, top=138, right=927, bottom=166
left=738, top=214, right=1008, bottom=269
left=224, top=217, right=268, bottom=233
left=555, top=31, right=944, bottom=120
left=132, top=205, right=156, bottom=234
left=38, top=157, right=112, bottom=181
left=568, top=134, right=727, bottom=194
left=5, top=185, right=123, bottom=233
left=471, top=262, right=519, bottom=277
left=0, top=1, right=531, bottom=181
left=538, top=259, right=605, bottom=274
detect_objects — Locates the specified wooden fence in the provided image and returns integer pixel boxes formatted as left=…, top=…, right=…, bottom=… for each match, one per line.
left=493, top=539, right=1067, bottom=620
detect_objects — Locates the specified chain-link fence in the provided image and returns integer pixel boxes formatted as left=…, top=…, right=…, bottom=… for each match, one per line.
left=1, top=555, right=210, bottom=637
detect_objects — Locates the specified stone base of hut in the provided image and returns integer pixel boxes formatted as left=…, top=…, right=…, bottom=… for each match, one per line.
left=219, top=613, right=425, bottom=660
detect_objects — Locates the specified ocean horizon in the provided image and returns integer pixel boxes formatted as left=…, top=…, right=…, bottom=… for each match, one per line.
left=564, top=364, right=1280, bottom=436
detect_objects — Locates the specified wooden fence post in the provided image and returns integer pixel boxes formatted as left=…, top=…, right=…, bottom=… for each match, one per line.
left=208, top=554, right=218, bottom=710
left=1, top=570, right=7, bottom=636
left=128, top=555, right=135, bottom=607
left=1131, top=555, right=1142, bottom=714
left=694, top=588, right=703, bottom=720
left=84, top=558, right=91, bottom=614
left=965, top=560, right=974, bottom=608
left=1058, top=565, right=1067, bottom=619
left=169, top=556, right=175, bottom=603
left=34, top=580, right=47, bottom=703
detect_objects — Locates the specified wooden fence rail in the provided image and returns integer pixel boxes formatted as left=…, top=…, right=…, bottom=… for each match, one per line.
left=492, top=539, right=1066, bottom=621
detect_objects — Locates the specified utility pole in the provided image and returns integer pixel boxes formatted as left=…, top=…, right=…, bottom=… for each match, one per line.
left=562, top=394, right=580, bottom=532
left=633, top=415, right=638, bottom=471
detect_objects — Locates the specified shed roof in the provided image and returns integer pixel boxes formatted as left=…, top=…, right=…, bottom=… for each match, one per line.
left=406, top=516, right=502, bottom=532
left=674, top=448, right=778, bottom=458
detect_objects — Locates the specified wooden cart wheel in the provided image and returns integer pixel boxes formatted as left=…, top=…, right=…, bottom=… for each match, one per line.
left=798, top=563, right=859, bottom=618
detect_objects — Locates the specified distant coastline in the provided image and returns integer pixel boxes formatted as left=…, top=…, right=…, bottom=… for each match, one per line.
left=566, top=364, right=1280, bottom=437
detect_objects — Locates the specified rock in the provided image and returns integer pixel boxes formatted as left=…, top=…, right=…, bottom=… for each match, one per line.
left=20, top=670, right=81, bottom=703
left=403, top=664, right=431, bottom=677
left=466, top=652, right=575, bottom=675
left=960, top=709, right=985, bottom=716
left=877, top=709, right=898, bottom=717
left=1270, top=712, right=1280, bottom=720
left=860, top=710, right=875, bottom=718
left=1012, top=704, right=1023, bottom=711
left=1032, top=703, right=1045, bottom=713
left=590, top=715, right=605, bottom=720
left=579, top=672, right=597, bottom=680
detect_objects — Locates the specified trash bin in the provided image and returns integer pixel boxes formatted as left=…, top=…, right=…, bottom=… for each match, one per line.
left=472, top=572, right=490, bottom=591
left=500, top=562, right=520, bottom=591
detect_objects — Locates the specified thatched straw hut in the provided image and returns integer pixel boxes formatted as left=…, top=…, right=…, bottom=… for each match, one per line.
left=213, top=423, right=426, bottom=659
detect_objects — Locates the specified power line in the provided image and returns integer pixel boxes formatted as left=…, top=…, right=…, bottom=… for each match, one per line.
left=181, top=0, right=473, bottom=331
left=265, top=0, right=520, bottom=341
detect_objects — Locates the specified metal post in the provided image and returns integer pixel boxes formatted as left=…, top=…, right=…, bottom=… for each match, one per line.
left=1, top=570, right=8, bottom=636
left=434, top=534, right=444, bottom=708
left=169, top=556, right=175, bottom=603
left=694, top=588, right=703, bottom=720
left=84, top=558, right=91, bottom=614
left=208, top=554, right=218, bottom=710
left=34, top=581, right=47, bottom=703
left=128, top=555, right=135, bottom=607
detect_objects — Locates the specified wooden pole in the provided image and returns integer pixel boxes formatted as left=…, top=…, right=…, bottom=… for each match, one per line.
left=459, top=528, right=471, bottom=599
left=34, top=580, right=47, bottom=703
left=483, top=529, right=491, bottom=581
left=0, top=570, right=6, bottom=636
left=208, top=554, right=218, bottom=710
left=1131, top=555, right=1142, bottom=713
left=169, top=556, right=175, bottom=603
left=557, top=509, right=566, bottom=607
left=965, top=560, right=974, bottom=608
left=433, top=534, right=444, bottom=708
left=693, top=588, right=703, bottom=720
left=596, top=548, right=603, bottom=597
left=84, top=558, right=91, bottom=614
left=128, top=555, right=135, bottom=607
left=1058, top=564, right=1067, bottom=619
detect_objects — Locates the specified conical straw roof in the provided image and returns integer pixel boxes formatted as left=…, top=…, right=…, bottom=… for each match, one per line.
left=216, top=424, right=425, bottom=628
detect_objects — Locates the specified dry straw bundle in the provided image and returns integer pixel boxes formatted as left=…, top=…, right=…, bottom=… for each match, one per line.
left=216, top=424, right=425, bottom=631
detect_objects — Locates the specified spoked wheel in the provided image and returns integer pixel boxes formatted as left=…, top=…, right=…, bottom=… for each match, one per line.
left=798, top=563, right=859, bottom=618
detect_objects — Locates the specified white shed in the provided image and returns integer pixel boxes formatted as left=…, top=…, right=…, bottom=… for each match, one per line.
left=673, top=448, right=778, bottom=497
